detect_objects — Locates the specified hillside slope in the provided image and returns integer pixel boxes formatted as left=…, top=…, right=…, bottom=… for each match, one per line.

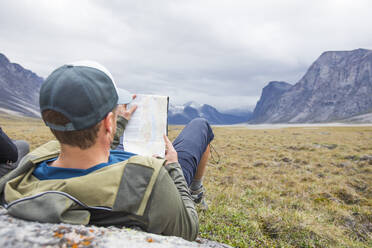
left=0, top=53, right=43, bottom=117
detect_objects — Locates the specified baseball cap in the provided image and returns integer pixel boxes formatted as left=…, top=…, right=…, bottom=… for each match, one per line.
left=39, top=60, right=132, bottom=131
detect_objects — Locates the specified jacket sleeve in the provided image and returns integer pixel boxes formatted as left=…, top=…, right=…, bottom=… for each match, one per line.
left=110, top=116, right=128, bottom=150
left=0, top=127, right=18, bottom=163
left=146, top=162, right=199, bottom=241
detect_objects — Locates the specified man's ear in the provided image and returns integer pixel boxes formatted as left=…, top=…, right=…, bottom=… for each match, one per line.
left=103, top=112, right=114, bottom=134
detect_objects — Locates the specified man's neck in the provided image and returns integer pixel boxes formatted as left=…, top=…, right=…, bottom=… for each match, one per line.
left=51, top=143, right=110, bottom=170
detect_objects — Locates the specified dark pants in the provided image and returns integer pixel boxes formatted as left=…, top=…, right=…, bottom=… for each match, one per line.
left=173, top=118, right=214, bottom=186
left=0, top=140, right=29, bottom=178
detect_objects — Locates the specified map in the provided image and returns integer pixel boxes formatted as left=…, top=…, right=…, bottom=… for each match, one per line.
left=122, top=94, right=169, bottom=157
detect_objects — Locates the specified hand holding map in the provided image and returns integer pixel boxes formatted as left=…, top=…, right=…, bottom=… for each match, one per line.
left=117, top=94, right=137, bottom=121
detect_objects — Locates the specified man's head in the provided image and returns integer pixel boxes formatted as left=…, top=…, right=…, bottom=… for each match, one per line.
left=40, top=61, right=131, bottom=149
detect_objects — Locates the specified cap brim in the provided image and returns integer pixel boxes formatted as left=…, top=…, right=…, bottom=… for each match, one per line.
left=117, top=88, right=132, bottom=104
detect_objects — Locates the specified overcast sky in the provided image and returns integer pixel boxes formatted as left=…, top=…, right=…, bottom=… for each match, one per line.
left=1, top=0, right=372, bottom=111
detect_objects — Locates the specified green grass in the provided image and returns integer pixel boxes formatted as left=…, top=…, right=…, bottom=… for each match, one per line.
left=171, top=125, right=372, bottom=247
left=2, top=115, right=372, bottom=247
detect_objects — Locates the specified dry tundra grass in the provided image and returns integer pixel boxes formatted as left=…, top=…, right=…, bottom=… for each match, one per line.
left=1, top=114, right=371, bottom=247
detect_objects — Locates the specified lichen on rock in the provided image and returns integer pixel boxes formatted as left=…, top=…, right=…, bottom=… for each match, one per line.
left=0, top=207, right=232, bottom=248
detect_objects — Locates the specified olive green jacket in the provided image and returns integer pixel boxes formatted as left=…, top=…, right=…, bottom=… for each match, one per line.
left=0, top=116, right=198, bottom=241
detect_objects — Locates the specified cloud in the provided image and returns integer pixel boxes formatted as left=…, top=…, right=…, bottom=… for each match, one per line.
left=1, top=0, right=371, bottom=110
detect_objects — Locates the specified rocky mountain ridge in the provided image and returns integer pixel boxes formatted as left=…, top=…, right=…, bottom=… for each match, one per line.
left=251, top=81, right=292, bottom=123
left=250, top=48, right=372, bottom=123
left=0, top=53, right=43, bottom=117
left=2, top=49, right=371, bottom=124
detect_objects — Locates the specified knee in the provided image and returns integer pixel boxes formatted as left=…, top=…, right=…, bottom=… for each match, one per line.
left=189, top=118, right=214, bottom=142
left=14, top=140, right=30, bottom=154
left=189, top=118, right=209, bottom=128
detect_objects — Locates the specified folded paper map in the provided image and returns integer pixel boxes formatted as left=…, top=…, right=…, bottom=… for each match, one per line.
left=122, top=94, right=169, bottom=157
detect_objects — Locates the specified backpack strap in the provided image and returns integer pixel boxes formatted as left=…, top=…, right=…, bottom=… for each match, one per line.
left=113, top=156, right=165, bottom=216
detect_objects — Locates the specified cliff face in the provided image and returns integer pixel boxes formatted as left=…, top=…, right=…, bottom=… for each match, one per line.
left=250, top=81, right=292, bottom=123
left=0, top=53, right=43, bottom=117
left=251, top=49, right=372, bottom=123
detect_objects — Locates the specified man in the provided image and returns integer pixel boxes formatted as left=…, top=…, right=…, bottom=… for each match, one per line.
left=0, top=61, right=214, bottom=241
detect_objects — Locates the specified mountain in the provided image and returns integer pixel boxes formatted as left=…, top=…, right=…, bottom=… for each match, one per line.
left=250, top=48, right=372, bottom=123
left=0, top=53, right=43, bottom=117
left=250, top=81, right=292, bottom=123
left=168, top=101, right=252, bottom=125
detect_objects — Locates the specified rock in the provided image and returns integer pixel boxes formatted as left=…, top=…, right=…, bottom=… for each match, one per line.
left=281, top=157, right=291, bottom=163
left=336, top=162, right=351, bottom=168
left=322, top=144, right=337, bottom=150
left=314, top=143, right=337, bottom=150
left=250, top=81, right=292, bottom=123
left=344, top=155, right=372, bottom=164
left=0, top=53, right=43, bottom=118
left=253, top=161, right=265, bottom=167
left=360, top=155, right=372, bottom=161
left=250, top=48, right=372, bottom=123
left=344, top=155, right=359, bottom=161
left=0, top=207, right=232, bottom=248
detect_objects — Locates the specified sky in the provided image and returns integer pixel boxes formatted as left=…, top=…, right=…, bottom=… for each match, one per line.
left=1, top=0, right=372, bottom=111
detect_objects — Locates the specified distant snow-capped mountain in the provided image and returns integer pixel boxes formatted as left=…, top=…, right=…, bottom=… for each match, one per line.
left=168, top=101, right=252, bottom=125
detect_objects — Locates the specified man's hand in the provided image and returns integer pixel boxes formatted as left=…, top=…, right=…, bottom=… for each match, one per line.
left=117, top=94, right=137, bottom=120
left=163, top=134, right=178, bottom=165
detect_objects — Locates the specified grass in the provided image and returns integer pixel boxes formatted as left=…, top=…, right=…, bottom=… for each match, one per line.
left=1, top=114, right=372, bottom=247
left=169, top=125, right=372, bottom=247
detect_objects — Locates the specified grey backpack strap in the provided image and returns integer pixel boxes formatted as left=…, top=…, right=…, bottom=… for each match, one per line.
left=7, top=192, right=91, bottom=225
left=0, top=156, right=34, bottom=194
left=113, top=156, right=165, bottom=216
